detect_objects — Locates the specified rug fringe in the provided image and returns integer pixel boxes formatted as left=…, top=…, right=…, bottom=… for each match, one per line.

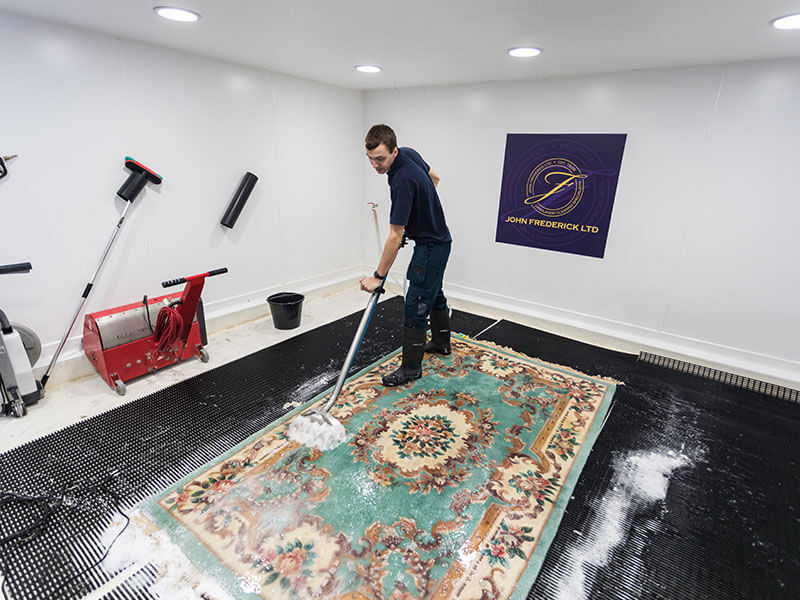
left=455, top=333, right=625, bottom=386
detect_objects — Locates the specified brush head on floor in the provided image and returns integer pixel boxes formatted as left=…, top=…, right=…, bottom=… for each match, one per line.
left=286, top=410, right=350, bottom=451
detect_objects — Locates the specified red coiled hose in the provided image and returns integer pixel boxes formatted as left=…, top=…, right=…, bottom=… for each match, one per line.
left=153, top=304, right=183, bottom=356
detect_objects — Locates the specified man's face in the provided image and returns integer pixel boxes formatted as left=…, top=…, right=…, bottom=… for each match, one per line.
left=366, top=143, right=398, bottom=175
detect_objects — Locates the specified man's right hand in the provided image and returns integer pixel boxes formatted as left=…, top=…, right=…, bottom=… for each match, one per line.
left=360, top=276, right=382, bottom=293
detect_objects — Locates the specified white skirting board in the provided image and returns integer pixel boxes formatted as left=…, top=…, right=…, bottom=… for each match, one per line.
left=30, top=267, right=799, bottom=392
left=444, top=282, right=800, bottom=391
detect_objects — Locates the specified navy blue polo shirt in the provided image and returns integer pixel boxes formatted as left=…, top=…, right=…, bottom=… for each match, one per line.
left=387, top=147, right=451, bottom=243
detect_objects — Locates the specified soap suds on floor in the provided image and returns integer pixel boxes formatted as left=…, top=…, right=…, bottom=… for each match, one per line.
left=553, top=449, right=691, bottom=600
left=98, top=511, right=234, bottom=600
left=283, top=360, right=339, bottom=410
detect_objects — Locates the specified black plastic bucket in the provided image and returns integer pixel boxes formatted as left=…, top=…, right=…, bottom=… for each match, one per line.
left=267, top=292, right=304, bottom=329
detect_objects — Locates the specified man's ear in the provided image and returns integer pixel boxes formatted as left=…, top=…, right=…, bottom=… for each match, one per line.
left=392, top=147, right=399, bottom=158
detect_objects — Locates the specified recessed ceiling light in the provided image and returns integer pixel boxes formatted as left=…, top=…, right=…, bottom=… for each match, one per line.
left=771, top=13, right=800, bottom=29
left=508, top=47, right=542, bottom=58
left=153, top=6, right=201, bottom=22
left=355, top=65, right=382, bottom=74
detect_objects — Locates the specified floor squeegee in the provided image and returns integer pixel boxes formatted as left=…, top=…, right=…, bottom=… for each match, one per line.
left=39, top=157, right=162, bottom=391
left=287, top=274, right=387, bottom=451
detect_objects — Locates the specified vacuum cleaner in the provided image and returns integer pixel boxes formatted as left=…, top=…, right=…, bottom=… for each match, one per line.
left=0, top=262, right=42, bottom=417
left=82, top=268, right=228, bottom=395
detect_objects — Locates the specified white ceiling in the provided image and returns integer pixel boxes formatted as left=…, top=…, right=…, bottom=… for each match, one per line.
left=1, top=0, right=799, bottom=90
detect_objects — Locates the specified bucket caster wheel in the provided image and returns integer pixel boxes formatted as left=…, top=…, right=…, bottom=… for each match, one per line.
left=114, top=379, right=126, bottom=396
left=198, top=348, right=209, bottom=363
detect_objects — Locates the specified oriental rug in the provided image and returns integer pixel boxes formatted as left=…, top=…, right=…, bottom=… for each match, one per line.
left=143, top=334, right=617, bottom=599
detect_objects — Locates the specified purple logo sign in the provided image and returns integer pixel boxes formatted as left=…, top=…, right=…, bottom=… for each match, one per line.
left=496, top=134, right=626, bottom=258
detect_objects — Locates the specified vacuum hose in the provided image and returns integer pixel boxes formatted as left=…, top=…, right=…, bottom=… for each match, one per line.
left=153, top=304, right=183, bottom=356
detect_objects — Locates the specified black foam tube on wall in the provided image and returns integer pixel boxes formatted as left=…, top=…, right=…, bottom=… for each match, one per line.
left=221, top=172, right=258, bottom=228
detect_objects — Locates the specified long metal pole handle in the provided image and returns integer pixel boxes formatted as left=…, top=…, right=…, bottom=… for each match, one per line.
left=41, top=202, right=133, bottom=387
left=370, top=204, right=407, bottom=297
left=320, top=282, right=385, bottom=414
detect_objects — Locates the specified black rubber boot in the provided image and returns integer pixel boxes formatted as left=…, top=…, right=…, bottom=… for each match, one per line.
left=382, top=327, right=426, bottom=386
left=424, top=309, right=451, bottom=355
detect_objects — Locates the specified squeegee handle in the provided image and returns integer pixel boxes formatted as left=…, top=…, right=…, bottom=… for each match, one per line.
left=321, top=275, right=387, bottom=414
left=162, top=267, right=228, bottom=288
left=42, top=200, right=136, bottom=389
left=349, top=280, right=386, bottom=361
left=0, top=262, right=32, bottom=275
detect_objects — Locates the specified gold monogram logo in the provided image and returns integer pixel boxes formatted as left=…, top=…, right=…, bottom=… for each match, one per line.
left=524, top=158, right=587, bottom=218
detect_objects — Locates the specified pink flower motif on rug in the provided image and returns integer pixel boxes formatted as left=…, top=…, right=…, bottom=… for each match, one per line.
left=351, top=390, right=498, bottom=494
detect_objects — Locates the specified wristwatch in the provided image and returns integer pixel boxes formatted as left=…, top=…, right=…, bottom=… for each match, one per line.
left=373, top=271, right=384, bottom=279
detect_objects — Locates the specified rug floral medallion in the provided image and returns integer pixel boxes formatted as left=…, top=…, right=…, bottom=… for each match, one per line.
left=144, top=335, right=616, bottom=600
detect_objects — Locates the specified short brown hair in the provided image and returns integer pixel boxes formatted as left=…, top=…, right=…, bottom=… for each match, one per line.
left=365, top=124, right=397, bottom=151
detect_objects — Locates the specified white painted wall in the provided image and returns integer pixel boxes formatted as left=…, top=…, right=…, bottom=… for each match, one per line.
left=2, top=11, right=796, bottom=388
left=0, top=12, right=365, bottom=367
left=364, top=61, right=800, bottom=385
